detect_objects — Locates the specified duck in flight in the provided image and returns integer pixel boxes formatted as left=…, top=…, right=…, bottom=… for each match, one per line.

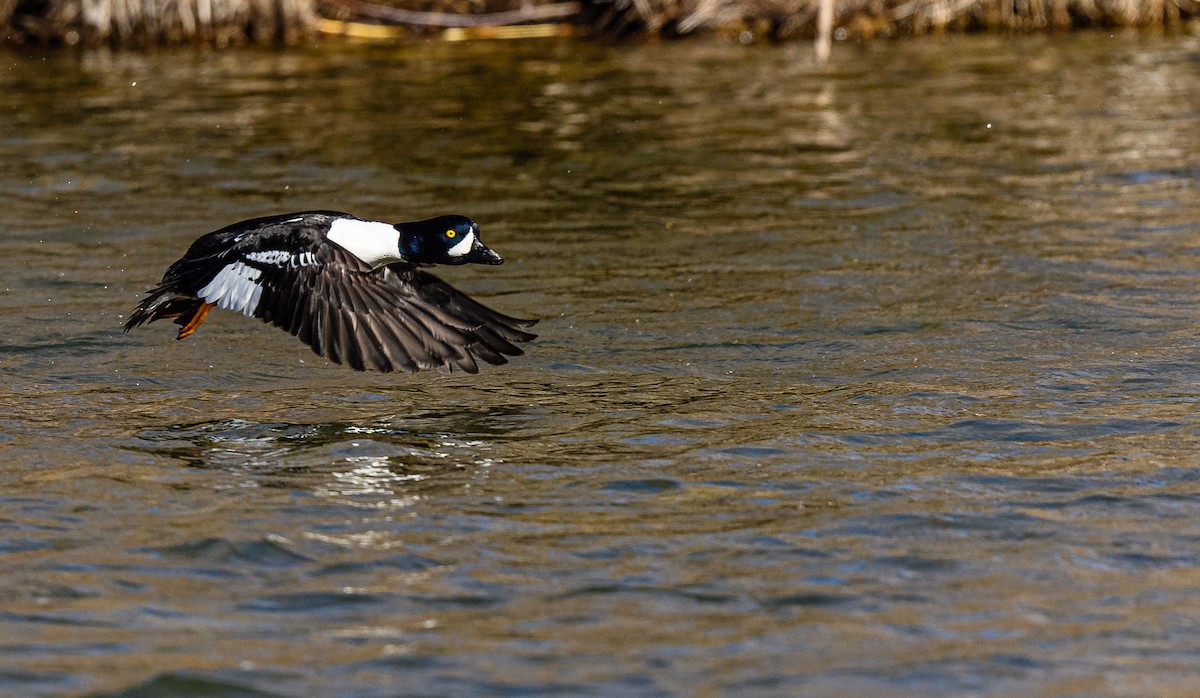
left=124, top=211, right=537, bottom=373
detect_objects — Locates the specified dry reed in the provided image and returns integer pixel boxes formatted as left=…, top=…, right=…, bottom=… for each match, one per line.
left=5, top=0, right=313, bottom=44
left=2, top=0, right=1197, bottom=45
left=584, top=0, right=1199, bottom=37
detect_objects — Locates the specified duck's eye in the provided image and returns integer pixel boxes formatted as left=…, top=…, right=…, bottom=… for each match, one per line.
left=445, top=229, right=457, bottom=239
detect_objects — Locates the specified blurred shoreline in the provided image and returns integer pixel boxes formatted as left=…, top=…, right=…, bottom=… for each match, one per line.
left=3, top=0, right=1198, bottom=47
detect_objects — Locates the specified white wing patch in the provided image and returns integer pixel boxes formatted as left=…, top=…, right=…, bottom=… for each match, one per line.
left=447, top=230, right=475, bottom=258
left=245, top=250, right=317, bottom=268
left=198, top=261, right=265, bottom=317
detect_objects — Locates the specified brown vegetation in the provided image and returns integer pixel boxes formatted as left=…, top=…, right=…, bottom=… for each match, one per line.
left=2, top=0, right=1198, bottom=45
left=2, top=0, right=312, bottom=44
left=587, top=0, right=1200, bottom=38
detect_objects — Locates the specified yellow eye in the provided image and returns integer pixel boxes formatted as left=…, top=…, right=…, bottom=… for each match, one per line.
left=445, top=229, right=457, bottom=238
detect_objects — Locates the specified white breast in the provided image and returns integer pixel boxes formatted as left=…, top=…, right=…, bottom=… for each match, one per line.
left=325, top=218, right=402, bottom=268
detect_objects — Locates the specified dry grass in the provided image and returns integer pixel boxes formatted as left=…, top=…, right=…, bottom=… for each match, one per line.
left=5, top=0, right=313, bottom=44
left=2, top=0, right=1197, bottom=45
left=584, top=0, right=1200, bottom=37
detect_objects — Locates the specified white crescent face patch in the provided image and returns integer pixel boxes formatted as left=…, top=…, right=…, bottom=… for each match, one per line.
left=198, top=261, right=264, bottom=317
left=447, top=230, right=475, bottom=258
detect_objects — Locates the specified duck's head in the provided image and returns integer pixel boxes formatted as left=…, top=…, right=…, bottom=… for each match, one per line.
left=397, top=215, right=503, bottom=266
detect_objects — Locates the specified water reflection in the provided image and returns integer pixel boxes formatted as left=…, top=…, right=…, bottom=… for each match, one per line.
left=3, top=31, right=1200, bottom=697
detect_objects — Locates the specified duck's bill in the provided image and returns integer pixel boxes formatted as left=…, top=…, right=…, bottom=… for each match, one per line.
left=466, top=241, right=504, bottom=265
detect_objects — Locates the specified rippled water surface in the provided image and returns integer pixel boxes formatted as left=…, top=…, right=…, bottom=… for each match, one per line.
left=3, top=32, right=1200, bottom=696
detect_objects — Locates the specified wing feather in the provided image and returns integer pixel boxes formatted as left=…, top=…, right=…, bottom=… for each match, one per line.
left=241, top=246, right=536, bottom=373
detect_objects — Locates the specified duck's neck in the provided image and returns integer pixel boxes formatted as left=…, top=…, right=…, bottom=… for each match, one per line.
left=326, top=218, right=402, bottom=268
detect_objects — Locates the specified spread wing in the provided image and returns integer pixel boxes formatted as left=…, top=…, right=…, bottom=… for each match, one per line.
left=250, top=246, right=537, bottom=373
left=380, top=264, right=539, bottom=371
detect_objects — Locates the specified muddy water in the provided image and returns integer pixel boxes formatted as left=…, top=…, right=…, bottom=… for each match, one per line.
left=2, top=32, right=1200, bottom=696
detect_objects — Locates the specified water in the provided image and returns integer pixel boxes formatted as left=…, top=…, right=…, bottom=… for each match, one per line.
left=2, top=31, right=1200, bottom=696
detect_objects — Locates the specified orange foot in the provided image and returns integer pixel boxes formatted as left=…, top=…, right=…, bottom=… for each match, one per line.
left=176, top=302, right=215, bottom=340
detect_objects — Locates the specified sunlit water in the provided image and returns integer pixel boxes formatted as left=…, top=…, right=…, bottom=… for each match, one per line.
left=2, top=31, right=1200, bottom=696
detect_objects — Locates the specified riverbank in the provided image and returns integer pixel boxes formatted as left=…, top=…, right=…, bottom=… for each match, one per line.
left=2, top=0, right=1198, bottom=46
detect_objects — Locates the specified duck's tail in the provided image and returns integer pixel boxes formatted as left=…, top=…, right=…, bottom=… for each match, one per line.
left=124, top=288, right=211, bottom=340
